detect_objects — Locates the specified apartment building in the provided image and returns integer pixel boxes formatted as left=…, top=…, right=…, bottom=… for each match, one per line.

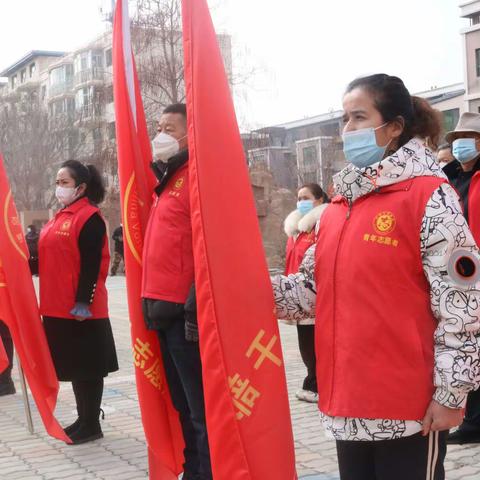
left=0, top=30, right=232, bottom=163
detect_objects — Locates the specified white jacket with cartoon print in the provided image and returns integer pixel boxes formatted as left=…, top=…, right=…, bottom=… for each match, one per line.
left=272, top=138, right=480, bottom=441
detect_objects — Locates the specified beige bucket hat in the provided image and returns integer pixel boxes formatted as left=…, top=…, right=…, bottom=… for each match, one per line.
left=446, top=112, right=480, bottom=143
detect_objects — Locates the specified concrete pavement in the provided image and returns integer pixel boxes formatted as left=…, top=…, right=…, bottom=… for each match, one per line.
left=1, top=277, right=479, bottom=479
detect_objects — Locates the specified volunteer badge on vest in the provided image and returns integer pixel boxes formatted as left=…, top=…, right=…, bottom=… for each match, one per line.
left=169, top=176, right=185, bottom=198
left=56, top=219, right=72, bottom=237
left=363, top=211, right=399, bottom=247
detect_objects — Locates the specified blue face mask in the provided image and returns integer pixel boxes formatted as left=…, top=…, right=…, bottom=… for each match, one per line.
left=342, top=124, right=389, bottom=168
left=297, top=200, right=314, bottom=215
left=452, top=138, right=479, bottom=164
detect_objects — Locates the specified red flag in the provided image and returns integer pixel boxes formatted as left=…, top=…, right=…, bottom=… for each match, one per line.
left=0, top=338, right=7, bottom=374
left=112, top=1, right=184, bottom=478
left=0, top=154, right=70, bottom=443
left=182, top=1, right=297, bottom=478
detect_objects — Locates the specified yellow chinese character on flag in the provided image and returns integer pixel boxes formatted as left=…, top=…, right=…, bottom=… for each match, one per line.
left=246, top=329, right=282, bottom=370
left=145, top=358, right=163, bottom=390
left=133, top=338, right=153, bottom=369
left=228, top=373, right=261, bottom=420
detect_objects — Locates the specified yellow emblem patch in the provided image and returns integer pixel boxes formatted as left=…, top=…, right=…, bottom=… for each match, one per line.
left=373, top=211, right=396, bottom=236
left=61, top=220, right=72, bottom=231
left=174, top=178, right=184, bottom=190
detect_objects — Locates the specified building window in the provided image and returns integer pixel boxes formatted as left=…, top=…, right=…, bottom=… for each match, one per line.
left=442, top=109, right=460, bottom=134
left=108, top=122, right=116, bottom=140
left=92, top=50, right=103, bottom=69
left=105, top=84, right=114, bottom=104
left=20, top=69, right=26, bottom=83
left=93, top=127, right=102, bottom=142
left=250, top=150, right=267, bottom=168
left=29, top=63, right=36, bottom=77
left=472, top=14, right=480, bottom=25
left=105, top=48, right=112, bottom=67
left=304, top=172, right=318, bottom=184
left=476, top=49, right=480, bottom=77
left=303, top=145, right=318, bottom=169
left=11, top=75, right=17, bottom=88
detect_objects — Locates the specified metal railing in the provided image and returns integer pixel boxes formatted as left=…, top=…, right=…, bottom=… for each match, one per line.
left=49, top=81, right=74, bottom=97
left=74, top=68, right=105, bottom=86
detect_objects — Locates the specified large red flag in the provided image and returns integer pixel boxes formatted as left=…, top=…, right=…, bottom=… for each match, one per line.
left=0, top=154, right=70, bottom=443
left=0, top=338, right=7, bottom=374
left=182, top=1, right=297, bottom=478
left=112, top=1, right=184, bottom=478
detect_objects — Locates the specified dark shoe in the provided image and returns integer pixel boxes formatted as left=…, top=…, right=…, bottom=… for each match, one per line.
left=69, top=422, right=103, bottom=445
left=64, top=418, right=81, bottom=436
left=447, top=429, right=480, bottom=445
left=0, top=381, right=16, bottom=396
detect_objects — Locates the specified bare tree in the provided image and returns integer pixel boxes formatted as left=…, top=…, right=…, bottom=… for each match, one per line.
left=0, top=88, right=86, bottom=210
left=132, top=0, right=185, bottom=132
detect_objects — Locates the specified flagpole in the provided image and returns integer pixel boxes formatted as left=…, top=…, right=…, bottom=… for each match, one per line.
left=16, top=353, right=34, bottom=434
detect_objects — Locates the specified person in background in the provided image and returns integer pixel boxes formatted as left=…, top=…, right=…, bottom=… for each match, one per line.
left=39, top=160, right=118, bottom=444
left=272, top=74, right=480, bottom=480
left=0, top=320, right=15, bottom=396
left=436, top=143, right=455, bottom=168
left=110, top=224, right=124, bottom=276
left=283, top=183, right=328, bottom=403
left=141, top=103, right=212, bottom=480
left=443, top=112, right=480, bottom=445
left=26, top=224, right=39, bottom=276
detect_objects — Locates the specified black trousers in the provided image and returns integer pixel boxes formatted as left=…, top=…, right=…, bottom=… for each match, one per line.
left=0, top=320, right=14, bottom=384
left=336, top=431, right=448, bottom=480
left=143, top=300, right=212, bottom=480
left=296, top=324, right=317, bottom=393
left=458, top=388, right=480, bottom=432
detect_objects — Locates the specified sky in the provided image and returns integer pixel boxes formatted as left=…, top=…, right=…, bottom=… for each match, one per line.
left=0, top=0, right=469, bottom=130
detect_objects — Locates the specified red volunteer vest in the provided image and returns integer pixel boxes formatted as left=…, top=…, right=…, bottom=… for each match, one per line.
left=315, top=177, right=445, bottom=420
left=142, top=163, right=194, bottom=303
left=469, top=172, right=480, bottom=244
left=285, top=230, right=315, bottom=275
left=39, top=197, right=110, bottom=319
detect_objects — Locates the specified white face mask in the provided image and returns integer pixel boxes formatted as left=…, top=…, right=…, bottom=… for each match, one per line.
left=55, top=186, right=78, bottom=206
left=151, top=132, right=185, bottom=163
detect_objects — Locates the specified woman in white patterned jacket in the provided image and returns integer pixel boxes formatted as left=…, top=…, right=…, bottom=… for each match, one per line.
left=272, top=74, right=480, bottom=480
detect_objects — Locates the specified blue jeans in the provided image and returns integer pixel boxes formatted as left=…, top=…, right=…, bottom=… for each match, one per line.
left=155, top=318, right=212, bottom=480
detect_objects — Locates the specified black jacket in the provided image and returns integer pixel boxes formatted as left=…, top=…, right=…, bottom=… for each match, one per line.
left=443, top=158, right=480, bottom=223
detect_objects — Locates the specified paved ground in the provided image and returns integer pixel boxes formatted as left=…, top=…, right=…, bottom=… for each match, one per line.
left=1, top=276, right=480, bottom=479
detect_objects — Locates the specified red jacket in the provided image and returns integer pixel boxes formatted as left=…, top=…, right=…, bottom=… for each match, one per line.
left=39, top=197, right=109, bottom=319
left=315, top=177, right=444, bottom=420
left=142, top=163, right=194, bottom=303
left=469, top=172, right=480, bottom=244
left=285, top=231, right=315, bottom=275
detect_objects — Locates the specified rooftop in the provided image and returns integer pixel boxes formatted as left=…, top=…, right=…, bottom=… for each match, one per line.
left=0, top=50, right=65, bottom=77
left=255, top=110, right=343, bottom=134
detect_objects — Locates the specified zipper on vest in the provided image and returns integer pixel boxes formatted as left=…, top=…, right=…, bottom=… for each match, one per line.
left=327, top=201, right=352, bottom=415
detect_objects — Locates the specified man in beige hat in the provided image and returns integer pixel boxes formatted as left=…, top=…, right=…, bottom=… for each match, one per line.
left=444, top=111, right=480, bottom=445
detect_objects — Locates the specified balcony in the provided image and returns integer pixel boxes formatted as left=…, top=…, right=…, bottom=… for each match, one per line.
left=49, top=81, right=74, bottom=98
left=74, top=68, right=105, bottom=87
left=75, top=103, right=104, bottom=123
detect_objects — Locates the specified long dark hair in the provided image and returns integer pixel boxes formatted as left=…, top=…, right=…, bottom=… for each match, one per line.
left=61, top=160, right=106, bottom=204
left=346, top=74, right=442, bottom=150
left=300, top=183, right=330, bottom=203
